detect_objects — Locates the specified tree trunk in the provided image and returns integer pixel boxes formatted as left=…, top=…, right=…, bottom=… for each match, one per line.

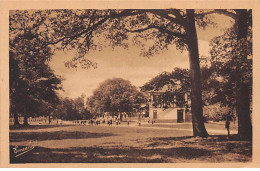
left=237, top=83, right=252, bottom=139
left=236, top=10, right=252, bottom=139
left=13, top=112, right=20, bottom=126
left=23, top=115, right=29, bottom=126
left=49, top=113, right=51, bottom=124
left=185, top=10, right=208, bottom=137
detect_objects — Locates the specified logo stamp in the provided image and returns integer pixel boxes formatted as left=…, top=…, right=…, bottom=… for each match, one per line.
left=12, top=145, right=35, bottom=157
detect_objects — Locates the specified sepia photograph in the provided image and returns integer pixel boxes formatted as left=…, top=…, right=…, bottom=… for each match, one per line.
left=0, top=2, right=259, bottom=167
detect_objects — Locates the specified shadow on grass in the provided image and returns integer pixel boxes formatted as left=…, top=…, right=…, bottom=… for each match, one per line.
left=10, top=145, right=213, bottom=163
left=10, top=124, right=74, bottom=130
left=157, top=134, right=252, bottom=143
left=10, top=131, right=116, bottom=142
left=151, top=134, right=252, bottom=159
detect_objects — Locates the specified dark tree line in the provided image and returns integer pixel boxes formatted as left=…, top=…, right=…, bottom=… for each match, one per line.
left=54, top=94, right=91, bottom=121
left=9, top=40, right=62, bottom=126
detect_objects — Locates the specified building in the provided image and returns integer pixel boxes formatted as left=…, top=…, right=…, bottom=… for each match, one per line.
left=148, top=85, right=192, bottom=123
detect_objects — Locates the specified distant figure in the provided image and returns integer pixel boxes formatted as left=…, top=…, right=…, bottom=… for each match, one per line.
left=152, top=120, right=154, bottom=125
left=225, top=115, right=232, bottom=136
left=127, top=120, right=130, bottom=126
left=148, top=117, right=150, bottom=124
left=138, top=120, right=141, bottom=126
left=233, top=116, right=236, bottom=126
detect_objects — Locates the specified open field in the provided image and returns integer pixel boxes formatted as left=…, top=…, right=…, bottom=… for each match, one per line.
left=9, top=122, right=251, bottom=163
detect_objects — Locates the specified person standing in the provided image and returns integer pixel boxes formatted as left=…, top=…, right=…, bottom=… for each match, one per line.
left=225, top=114, right=231, bottom=136
left=138, top=120, right=141, bottom=126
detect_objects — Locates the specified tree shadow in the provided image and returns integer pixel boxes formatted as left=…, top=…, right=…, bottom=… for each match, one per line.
left=10, top=131, right=116, bottom=142
left=151, top=134, right=252, bottom=158
left=10, top=145, right=213, bottom=163
left=9, top=133, right=252, bottom=163
left=10, top=125, right=74, bottom=130
left=156, top=134, right=252, bottom=143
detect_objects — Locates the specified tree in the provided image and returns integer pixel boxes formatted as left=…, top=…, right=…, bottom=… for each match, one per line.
left=87, top=78, right=146, bottom=118
left=141, top=67, right=216, bottom=110
left=209, top=10, right=252, bottom=139
left=141, top=68, right=190, bottom=109
left=10, top=9, right=211, bottom=137
left=9, top=55, right=62, bottom=126
left=9, top=52, right=24, bottom=126
left=9, top=13, right=63, bottom=126
left=53, top=95, right=90, bottom=121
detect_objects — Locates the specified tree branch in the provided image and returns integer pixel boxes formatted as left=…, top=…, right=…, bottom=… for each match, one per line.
left=126, top=25, right=186, bottom=39
left=147, top=9, right=185, bottom=26
left=170, top=9, right=184, bottom=19
left=195, top=9, right=236, bottom=20
left=216, top=9, right=236, bottom=19
left=41, top=9, right=146, bottom=48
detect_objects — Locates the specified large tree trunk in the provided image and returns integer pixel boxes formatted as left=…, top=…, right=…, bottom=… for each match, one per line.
left=237, top=83, right=252, bottom=139
left=185, top=10, right=208, bottom=138
left=236, top=10, right=252, bottom=139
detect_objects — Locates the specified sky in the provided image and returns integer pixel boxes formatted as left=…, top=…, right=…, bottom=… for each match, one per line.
left=49, top=13, right=234, bottom=99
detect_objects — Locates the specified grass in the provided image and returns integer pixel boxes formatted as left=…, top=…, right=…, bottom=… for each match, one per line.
left=9, top=123, right=251, bottom=163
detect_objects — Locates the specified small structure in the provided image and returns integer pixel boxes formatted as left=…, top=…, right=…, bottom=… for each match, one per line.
left=148, top=85, right=192, bottom=123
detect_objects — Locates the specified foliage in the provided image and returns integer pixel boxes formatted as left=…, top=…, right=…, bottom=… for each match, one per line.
left=9, top=9, right=214, bottom=69
left=203, top=104, right=231, bottom=121
left=53, top=94, right=91, bottom=120
left=9, top=11, right=63, bottom=121
left=87, top=78, right=146, bottom=116
left=209, top=27, right=252, bottom=108
left=141, top=67, right=218, bottom=107
left=141, top=68, right=190, bottom=109
left=9, top=51, right=62, bottom=118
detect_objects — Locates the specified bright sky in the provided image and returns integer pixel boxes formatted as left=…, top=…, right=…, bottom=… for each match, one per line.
left=49, top=14, right=234, bottom=99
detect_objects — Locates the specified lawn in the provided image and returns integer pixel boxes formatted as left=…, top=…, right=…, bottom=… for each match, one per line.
left=9, top=123, right=252, bottom=163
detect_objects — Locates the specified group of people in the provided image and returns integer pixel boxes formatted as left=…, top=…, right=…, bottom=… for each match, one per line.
left=84, top=117, right=135, bottom=126
left=73, top=120, right=87, bottom=125
left=89, top=119, right=102, bottom=125
left=147, top=117, right=155, bottom=125
left=73, top=113, right=233, bottom=137
left=87, top=117, right=122, bottom=126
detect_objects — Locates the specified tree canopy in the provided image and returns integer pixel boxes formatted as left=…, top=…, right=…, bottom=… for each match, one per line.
left=9, top=11, right=63, bottom=125
left=209, top=27, right=252, bottom=107
left=87, top=78, right=146, bottom=116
